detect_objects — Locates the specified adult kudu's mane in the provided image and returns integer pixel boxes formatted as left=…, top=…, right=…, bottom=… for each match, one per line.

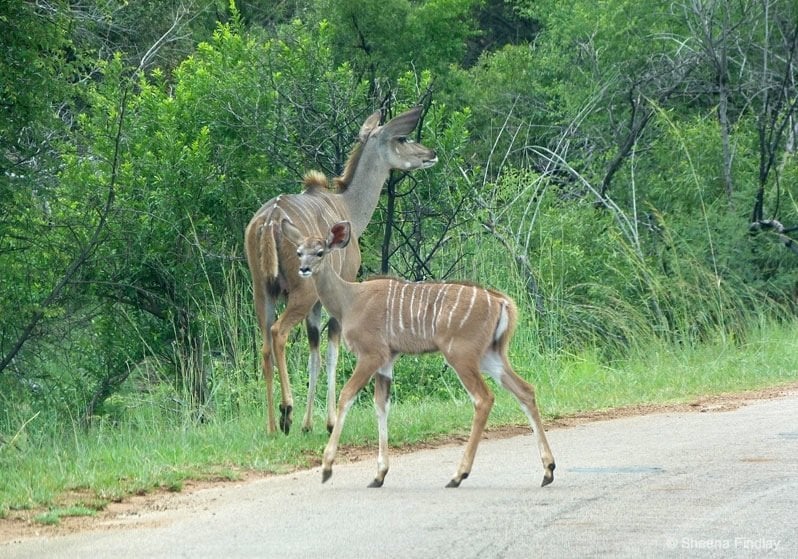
left=332, top=141, right=364, bottom=192
left=300, top=141, right=364, bottom=194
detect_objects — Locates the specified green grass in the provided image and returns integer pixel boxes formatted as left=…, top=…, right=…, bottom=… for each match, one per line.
left=34, top=506, right=98, bottom=526
left=534, top=321, right=798, bottom=416
left=2, top=319, right=796, bottom=523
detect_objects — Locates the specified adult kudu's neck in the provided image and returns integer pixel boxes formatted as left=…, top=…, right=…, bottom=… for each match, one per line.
left=338, top=147, right=390, bottom=238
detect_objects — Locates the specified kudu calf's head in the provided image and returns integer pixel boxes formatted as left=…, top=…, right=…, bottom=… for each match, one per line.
left=280, top=218, right=351, bottom=279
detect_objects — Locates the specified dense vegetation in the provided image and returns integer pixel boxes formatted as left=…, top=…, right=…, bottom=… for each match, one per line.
left=2, top=0, right=797, bottom=504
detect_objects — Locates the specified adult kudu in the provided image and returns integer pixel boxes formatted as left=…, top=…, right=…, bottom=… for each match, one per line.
left=245, top=107, right=438, bottom=434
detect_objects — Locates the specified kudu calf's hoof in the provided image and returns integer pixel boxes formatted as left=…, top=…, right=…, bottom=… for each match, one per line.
left=321, top=468, right=333, bottom=483
left=541, top=463, right=556, bottom=487
left=367, top=478, right=384, bottom=488
left=446, top=472, right=469, bottom=488
left=279, top=404, right=293, bottom=434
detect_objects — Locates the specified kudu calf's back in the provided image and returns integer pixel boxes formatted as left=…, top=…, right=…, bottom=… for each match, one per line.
left=280, top=218, right=556, bottom=488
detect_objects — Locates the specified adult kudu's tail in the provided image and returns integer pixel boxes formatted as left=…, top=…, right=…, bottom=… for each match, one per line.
left=244, top=202, right=284, bottom=432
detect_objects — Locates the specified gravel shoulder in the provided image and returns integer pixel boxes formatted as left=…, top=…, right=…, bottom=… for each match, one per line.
left=2, top=381, right=797, bottom=545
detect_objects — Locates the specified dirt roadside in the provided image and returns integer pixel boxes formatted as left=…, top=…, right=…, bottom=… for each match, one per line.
left=3, top=381, right=797, bottom=543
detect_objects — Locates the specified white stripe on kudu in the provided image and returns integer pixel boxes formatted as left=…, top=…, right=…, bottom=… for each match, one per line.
left=458, top=287, right=478, bottom=329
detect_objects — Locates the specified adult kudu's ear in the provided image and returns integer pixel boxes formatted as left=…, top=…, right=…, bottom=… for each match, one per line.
left=327, top=221, right=352, bottom=250
left=358, top=110, right=382, bottom=143
left=280, top=217, right=304, bottom=246
left=382, top=106, right=423, bottom=137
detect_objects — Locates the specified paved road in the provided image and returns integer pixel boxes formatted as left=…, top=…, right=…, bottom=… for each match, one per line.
left=4, top=392, right=797, bottom=558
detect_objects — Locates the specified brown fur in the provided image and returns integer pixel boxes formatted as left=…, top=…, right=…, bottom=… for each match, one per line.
left=302, top=170, right=330, bottom=191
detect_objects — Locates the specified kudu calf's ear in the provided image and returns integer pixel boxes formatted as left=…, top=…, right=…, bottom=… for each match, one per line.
left=280, top=218, right=304, bottom=246
left=327, top=222, right=352, bottom=250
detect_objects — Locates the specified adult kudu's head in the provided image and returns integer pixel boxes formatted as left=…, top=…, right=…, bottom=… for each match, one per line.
left=244, top=106, right=437, bottom=435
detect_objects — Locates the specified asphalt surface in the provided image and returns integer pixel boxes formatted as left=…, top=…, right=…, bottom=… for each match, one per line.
left=4, top=391, right=797, bottom=558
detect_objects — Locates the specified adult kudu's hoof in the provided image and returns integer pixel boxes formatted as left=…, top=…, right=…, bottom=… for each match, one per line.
left=322, top=468, right=333, bottom=483
left=279, top=404, right=293, bottom=434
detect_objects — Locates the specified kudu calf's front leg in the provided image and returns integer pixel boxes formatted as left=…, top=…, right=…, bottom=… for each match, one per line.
left=321, top=354, right=386, bottom=483
left=369, top=364, right=395, bottom=488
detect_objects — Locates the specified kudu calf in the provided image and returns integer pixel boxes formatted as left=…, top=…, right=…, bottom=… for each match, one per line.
left=245, top=107, right=437, bottom=434
left=280, top=218, right=556, bottom=488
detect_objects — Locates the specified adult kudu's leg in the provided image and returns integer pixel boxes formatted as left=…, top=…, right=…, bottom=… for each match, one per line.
left=301, top=305, right=341, bottom=434
left=270, top=296, right=313, bottom=434
left=253, top=280, right=278, bottom=434
left=301, top=303, right=324, bottom=433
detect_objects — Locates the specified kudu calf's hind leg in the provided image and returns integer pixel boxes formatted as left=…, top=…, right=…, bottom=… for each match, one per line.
left=487, top=351, right=556, bottom=487
left=369, top=366, right=394, bottom=488
left=445, top=356, right=495, bottom=488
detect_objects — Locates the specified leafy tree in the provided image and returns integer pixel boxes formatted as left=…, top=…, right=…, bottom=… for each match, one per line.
left=309, top=0, right=479, bottom=86
left=1, top=1, right=81, bottom=380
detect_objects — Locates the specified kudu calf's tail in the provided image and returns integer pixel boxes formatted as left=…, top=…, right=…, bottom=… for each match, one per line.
left=491, top=294, right=518, bottom=353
